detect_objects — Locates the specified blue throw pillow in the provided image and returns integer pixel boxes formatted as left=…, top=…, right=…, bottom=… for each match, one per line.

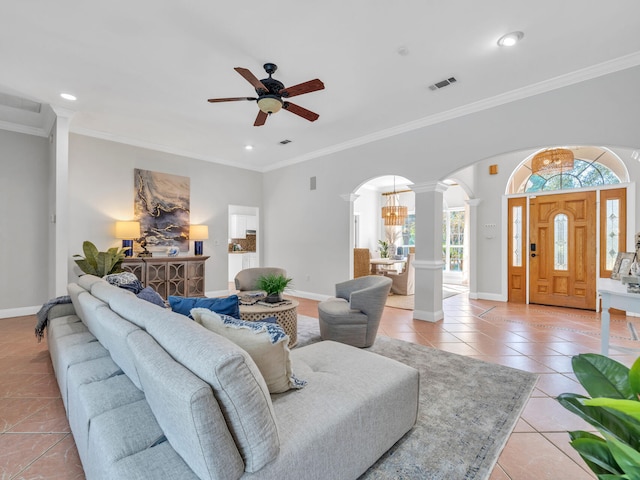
left=169, top=295, right=240, bottom=319
left=137, top=287, right=166, bottom=308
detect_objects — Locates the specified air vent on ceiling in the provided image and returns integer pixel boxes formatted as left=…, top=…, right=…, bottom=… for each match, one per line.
left=279, top=139, right=292, bottom=145
left=0, top=92, right=42, bottom=113
left=428, top=77, right=457, bottom=91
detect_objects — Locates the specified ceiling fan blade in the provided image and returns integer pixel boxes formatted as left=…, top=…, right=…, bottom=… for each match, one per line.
left=254, top=110, right=268, bottom=126
left=279, top=79, right=325, bottom=98
left=283, top=102, right=319, bottom=122
left=207, top=97, right=257, bottom=103
left=234, top=67, right=269, bottom=93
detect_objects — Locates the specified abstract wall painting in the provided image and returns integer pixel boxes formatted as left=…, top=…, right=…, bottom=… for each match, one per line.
left=134, top=169, right=190, bottom=252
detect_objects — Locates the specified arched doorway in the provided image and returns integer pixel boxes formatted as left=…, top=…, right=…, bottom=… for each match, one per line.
left=353, top=175, right=414, bottom=260
left=506, top=146, right=630, bottom=309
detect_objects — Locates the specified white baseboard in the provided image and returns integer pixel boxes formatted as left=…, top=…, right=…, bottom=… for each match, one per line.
left=475, top=292, right=508, bottom=302
left=207, top=289, right=331, bottom=303
left=413, top=309, right=444, bottom=322
left=0, top=306, right=39, bottom=319
left=206, top=289, right=235, bottom=298
left=288, top=290, right=331, bottom=302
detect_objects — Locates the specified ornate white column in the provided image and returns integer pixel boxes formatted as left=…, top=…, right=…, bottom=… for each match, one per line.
left=50, top=106, right=74, bottom=297
left=411, top=181, right=448, bottom=322
left=465, top=198, right=481, bottom=300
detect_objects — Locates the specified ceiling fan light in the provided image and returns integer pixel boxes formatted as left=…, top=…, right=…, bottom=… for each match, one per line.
left=257, top=95, right=283, bottom=114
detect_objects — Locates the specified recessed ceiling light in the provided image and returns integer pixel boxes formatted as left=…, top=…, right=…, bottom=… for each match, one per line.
left=497, top=31, right=524, bottom=47
left=244, top=145, right=253, bottom=150
left=60, top=93, right=77, bottom=101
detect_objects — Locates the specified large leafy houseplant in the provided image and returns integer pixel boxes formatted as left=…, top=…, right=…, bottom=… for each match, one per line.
left=73, top=241, right=128, bottom=276
left=557, top=353, right=640, bottom=479
left=256, top=273, right=293, bottom=303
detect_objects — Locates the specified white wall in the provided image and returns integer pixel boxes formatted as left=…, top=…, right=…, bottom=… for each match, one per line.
left=262, top=65, right=640, bottom=298
left=4, top=65, right=640, bottom=313
left=68, top=134, right=263, bottom=294
left=0, top=130, right=50, bottom=310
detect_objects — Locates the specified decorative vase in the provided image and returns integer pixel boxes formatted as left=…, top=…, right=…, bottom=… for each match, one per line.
left=265, top=293, right=282, bottom=303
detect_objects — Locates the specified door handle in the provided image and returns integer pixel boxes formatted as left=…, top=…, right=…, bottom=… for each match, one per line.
left=531, top=253, right=537, bottom=258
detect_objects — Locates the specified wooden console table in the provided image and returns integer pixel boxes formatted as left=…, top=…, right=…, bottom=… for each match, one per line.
left=123, top=256, right=209, bottom=300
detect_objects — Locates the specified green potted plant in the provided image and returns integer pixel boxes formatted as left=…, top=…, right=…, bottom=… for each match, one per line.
left=378, top=240, right=389, bottom=259
left=557, top=353, right=640, bottom=478
left=256, top=273, right=293, bottom=303
left=73, top=240, right=128, bottom=276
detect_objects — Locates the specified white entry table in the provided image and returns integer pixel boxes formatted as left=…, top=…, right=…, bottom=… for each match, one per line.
left=598, top=278, right=640, bottom=355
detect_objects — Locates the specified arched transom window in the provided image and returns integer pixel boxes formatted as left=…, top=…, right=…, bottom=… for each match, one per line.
left=507, top=146, right=628, bottom=194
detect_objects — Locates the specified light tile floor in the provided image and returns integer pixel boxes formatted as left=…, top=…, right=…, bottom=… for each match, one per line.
left=2, top=293, right=639, bottom=479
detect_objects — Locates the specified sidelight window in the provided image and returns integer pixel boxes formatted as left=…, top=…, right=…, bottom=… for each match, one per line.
left=512, top=206, right=523, bottom=267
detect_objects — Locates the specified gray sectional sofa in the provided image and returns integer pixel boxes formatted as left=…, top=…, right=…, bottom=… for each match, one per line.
left=46, top=274, right=419, bottom=479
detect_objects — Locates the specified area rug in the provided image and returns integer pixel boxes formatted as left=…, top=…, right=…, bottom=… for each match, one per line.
left=295, top=316, right=537, bottom=480
left=385, top=284, right=469, bottom=310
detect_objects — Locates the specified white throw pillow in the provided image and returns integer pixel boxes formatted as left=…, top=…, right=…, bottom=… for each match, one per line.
left=191, top=308, right=306, bottom=393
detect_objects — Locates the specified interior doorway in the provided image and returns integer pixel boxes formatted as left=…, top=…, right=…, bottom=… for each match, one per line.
left=508, top=188, right=627, bottom=310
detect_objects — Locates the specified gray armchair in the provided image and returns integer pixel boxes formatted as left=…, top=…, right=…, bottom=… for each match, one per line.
left=318, top=275, right=392, bottom=348
left=234, top=267, right=287, bottom=295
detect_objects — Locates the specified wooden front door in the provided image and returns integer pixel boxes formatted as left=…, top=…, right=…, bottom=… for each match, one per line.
left=529, top=191, right=596, bottom=310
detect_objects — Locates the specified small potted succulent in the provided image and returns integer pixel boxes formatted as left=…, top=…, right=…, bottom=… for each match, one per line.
left=256, top=273, right=293, bottom=303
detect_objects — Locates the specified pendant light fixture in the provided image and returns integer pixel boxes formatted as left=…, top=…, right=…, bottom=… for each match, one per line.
left=531, top=148, right=575, bottom=176
left=381, top=177, right=408, bottom=226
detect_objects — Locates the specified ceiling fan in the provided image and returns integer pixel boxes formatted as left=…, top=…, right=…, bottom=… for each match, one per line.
left=207, top=63, right=325, bottom=126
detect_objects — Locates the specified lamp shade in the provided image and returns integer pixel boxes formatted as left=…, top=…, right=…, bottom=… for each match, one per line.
left=189, top=225, right=209, bottom=240
left=115, top=221, right=140, bottom=239
left=257, top=95, right=283, bottom=114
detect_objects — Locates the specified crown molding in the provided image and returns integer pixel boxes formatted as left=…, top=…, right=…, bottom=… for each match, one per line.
left=0, top=119, right=48, bottom=137
left=265, top=51, right=640, bottom=172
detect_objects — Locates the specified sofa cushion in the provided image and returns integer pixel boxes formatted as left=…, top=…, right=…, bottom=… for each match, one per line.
left=90, top=279, right=135, bottom=307
left=169, top=295, right=239, bottom=319
left=76, top=274, right=104, bottom=292
left=85, top=399, right=166, bottom=480
left=254, top=340, right=420, bottom=480
left=192, top=308, right=306, bottom=394
left=144, top=313, right=280, bottom=473
left=109, top=441, right=200, bottom=480
left=127, top=329, right=244, bottom=480
left=109, top=289, right=171, bottom=330
left=92, top=306, right=143, bottom=389
left=49, top=332, right=109, bottom=410
left=66, top=357, right=128, bottom=458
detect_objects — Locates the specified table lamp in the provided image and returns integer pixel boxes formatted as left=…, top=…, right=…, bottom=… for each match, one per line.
left=190, top=225, right=209, bottom=256
left=115, top=221, right=141, bottom=257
